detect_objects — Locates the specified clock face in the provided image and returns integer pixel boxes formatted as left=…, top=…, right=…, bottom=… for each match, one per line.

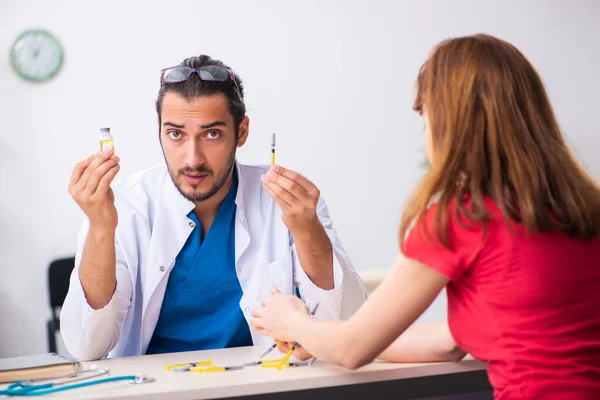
left=10, top=29, right=63, bottom=82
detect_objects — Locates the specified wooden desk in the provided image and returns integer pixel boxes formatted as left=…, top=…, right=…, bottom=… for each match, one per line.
left=16, top=346, right=492, bottom=399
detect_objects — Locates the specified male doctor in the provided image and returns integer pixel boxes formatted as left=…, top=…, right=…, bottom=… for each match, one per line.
left=61, top=55, right=367, bottom=360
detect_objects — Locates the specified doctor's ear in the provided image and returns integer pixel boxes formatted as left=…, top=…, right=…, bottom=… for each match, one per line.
left=236, top=116, right=249, bottom=147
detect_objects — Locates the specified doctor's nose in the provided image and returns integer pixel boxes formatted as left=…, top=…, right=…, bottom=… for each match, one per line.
left=184, top=142, right=206, bottom=169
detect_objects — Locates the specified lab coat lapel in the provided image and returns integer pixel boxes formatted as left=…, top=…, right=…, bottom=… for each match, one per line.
left=234, top=162, right=251, bottom=264
left=141, top=174, right=194, bottom=317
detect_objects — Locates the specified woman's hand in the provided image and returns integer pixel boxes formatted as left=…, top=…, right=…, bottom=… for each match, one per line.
left=276, top=342, right=314, bottom=361
left=250, top=287, right=310, bottom=343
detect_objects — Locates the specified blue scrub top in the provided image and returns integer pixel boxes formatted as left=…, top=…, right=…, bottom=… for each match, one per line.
left=146, top=170, right=252, bottom=354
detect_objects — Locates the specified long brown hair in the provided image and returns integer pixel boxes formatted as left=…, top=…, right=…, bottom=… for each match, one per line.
left=400, top=34, right=600, bottom=250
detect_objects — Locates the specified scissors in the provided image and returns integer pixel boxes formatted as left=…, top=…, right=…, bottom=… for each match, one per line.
left=0, top=367, right=155, bottom=396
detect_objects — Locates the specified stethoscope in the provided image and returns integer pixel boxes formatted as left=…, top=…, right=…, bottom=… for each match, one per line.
left=0, top=367, right=155, bottom=396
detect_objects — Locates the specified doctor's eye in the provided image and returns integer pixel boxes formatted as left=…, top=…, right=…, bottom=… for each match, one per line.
left=167, top=131, right=183, bottom=140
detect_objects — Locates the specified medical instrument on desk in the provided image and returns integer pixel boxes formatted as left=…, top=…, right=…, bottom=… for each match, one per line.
left=166, top=359, right=244, bottom=374
left=276, top=347, right=297, bottom=369
left=259, top=341, right=282, bottom=359
left=191, top=365, right=244, bottom=374
left=258, top=358, right=311, bottom=369
left=261, top=360, right=313, bottom=369
left=277, top=303, right=320, bottom=368
left=258, top=303, right=320, bottom=370
left=286, top=361, right=313, bottom=367
left=242, top=358, right=289, bottom=367
left=166, top=359, right=213, bottom=371
left=0, top=367, right=155, bottom=397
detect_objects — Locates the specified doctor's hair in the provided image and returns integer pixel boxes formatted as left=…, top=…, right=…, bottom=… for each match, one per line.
left=155, top=55, right=246, bottom=135
left=400, top=33, right=600, bottom=250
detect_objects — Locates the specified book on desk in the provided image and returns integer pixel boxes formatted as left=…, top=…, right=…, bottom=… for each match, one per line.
left=0, top=353, right=81, bottom=383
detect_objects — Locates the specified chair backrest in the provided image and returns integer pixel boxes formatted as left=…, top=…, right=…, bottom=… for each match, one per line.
left=48, top=257, right=76, bottom=310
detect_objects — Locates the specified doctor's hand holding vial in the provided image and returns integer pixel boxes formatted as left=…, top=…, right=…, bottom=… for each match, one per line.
left=67, top=142, right=120, bottom=310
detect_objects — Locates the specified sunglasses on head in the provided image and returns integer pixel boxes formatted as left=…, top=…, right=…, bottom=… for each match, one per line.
left=160, top=65, right=243, bottom=103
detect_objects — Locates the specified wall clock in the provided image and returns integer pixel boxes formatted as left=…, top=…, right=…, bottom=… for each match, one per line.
left=10, top=29, right=64, bottom=82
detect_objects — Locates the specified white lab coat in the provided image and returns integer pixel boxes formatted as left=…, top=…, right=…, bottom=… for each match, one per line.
left=60, top=162, right=367, bottom=361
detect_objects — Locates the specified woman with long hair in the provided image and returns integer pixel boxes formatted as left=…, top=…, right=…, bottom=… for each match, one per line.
left=250, top=34, right=600, bottom=399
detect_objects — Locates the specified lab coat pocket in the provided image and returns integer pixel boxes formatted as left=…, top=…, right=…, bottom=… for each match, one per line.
left=268, top=256, right=294, bottom=296
left=239, top=254, right=294, bottom=317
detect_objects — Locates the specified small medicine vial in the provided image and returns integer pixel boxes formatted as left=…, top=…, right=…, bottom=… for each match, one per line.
left=99, top=127, right=115, bottom=158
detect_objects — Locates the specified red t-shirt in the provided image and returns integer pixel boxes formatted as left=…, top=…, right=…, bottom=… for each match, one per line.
left=404, top=198, right=600, bottom=400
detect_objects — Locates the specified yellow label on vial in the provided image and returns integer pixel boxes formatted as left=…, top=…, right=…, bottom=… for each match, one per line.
left=100, top=140, right=114, bottom=158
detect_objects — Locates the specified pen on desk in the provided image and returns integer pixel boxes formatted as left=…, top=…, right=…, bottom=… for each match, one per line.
left=271, top=133, right=276, bottom=166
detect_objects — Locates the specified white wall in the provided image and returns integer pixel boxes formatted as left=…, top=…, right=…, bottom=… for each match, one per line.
left=1, top=0, right=598, bottom=358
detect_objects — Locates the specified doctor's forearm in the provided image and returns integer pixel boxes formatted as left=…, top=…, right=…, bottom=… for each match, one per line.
left=78, top=226, right=117, bottom=310
left=292, top=223, right=334, bottom=290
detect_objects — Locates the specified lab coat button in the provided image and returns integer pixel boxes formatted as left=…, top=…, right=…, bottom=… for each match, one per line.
left=189, top=221, right=195, bottom=228
left=159, top=266, right=166, bottom=272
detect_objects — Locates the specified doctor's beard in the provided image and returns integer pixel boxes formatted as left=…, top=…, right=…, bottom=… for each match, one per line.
left=165, top=147, right=237, bottom=203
